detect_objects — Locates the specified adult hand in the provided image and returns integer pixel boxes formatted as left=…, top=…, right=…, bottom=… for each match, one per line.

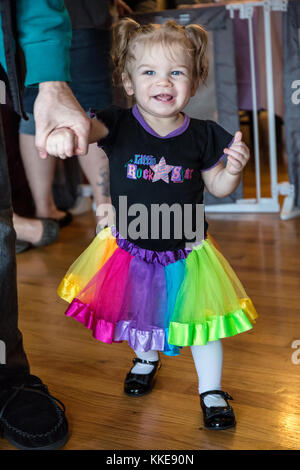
left=34, top=81, right=91, bottom=159
left=46, top=119, right=109, bottom=158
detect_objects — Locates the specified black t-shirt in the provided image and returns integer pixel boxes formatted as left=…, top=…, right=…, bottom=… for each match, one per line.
left=93, top=105, right=233, bottom=251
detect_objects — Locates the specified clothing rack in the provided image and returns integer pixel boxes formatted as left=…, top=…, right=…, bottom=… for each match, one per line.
left=205, top=0, right=300, bottom=219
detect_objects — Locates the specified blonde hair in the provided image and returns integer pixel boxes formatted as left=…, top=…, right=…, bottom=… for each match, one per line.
left=111, top=18, right=208, bottom=88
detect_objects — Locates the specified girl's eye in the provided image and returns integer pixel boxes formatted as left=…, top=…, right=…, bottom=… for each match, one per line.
left=171, top=71, right=182, bottom=76
left=144, top=71, right=155, bottom=76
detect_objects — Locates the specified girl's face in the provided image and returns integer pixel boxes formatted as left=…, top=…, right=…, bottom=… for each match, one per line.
left=122, top=42, right=197, bottom=120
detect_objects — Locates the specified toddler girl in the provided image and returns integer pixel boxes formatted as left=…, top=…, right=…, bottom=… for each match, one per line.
left=51, top=18, right=258, bottom=430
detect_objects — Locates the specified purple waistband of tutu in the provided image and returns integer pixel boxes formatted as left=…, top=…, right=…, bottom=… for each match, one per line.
left=111, top=226, right=192, bottom=266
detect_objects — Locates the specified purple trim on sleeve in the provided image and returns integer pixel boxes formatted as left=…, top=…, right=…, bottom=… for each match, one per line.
left=201, top=136, right=234, bottom=172
left=132, top=104, right=190, bottom=139
left=88, top=107, right=96, bottom=119
left=88, top=108, right=107, bottom=149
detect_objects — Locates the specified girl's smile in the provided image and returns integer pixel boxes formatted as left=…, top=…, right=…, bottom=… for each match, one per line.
left=122, top=42, right=197, bottom=134
left=152, top=94, right=175, bottom=103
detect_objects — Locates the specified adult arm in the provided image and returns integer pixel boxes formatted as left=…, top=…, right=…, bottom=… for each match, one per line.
left=15, top=0, right=96, bottom=158
left=16, top=0, right=72, bottom=86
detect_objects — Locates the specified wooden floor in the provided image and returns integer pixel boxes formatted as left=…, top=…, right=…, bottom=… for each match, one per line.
left=1, top=119, right=300, bottom=450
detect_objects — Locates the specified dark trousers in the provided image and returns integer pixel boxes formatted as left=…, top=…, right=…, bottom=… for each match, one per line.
left=0, top=106, right=29, bottom=384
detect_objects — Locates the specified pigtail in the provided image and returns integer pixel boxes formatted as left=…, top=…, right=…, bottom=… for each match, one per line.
left=111, top=18, right=208, bottom=89
left=111, top=17, right=141, bottom=86
left=184, top=24, right=209, bottom=85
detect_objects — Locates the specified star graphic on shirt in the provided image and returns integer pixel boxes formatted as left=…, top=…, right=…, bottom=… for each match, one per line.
left=150, top=157, right=174, bottom=183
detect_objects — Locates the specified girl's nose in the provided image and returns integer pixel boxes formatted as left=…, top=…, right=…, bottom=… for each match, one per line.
left=156, top=75, right=172, bottom=87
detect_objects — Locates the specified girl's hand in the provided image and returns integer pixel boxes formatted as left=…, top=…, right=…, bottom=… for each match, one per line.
left=35, top=82, right=90, bottom=159
left=223, top=131, right=250, bottom=176
left=46, top=127, right=77, bottom=159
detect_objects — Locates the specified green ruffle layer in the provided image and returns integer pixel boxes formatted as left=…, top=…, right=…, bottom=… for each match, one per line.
left=168, top=308, right=254, bottom=346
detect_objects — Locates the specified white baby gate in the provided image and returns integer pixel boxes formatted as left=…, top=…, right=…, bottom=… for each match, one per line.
left=206, top=0, right=300, bottom=220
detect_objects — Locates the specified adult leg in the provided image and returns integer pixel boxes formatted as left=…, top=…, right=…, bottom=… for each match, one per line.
left=0, top=107, right=30, bottom=383
left=13, top=212, right=59, bottom=248
left=18, top=128, right=65, bottom=220
left=0, top=107, right=69, bottom=450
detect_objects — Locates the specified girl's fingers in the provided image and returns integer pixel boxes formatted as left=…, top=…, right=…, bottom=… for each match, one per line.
left=225, top=135, right=250, bottom=174
left=46, top=136, right=59, bottom=157
left=74, top=129, right=89, bottom=156
left=56, top=138, right=67, bottom=159
left=224, top=141, right=249, bottom=156
left=51, top=141, right=58, bottom=158
left=227, top=155, right=243, bottom=166
left=64, top=132, right=75, bottom=157
left=46, top=136, right=55, bottom=156
left=46, top=129, right=76, bottom=158
left=228, top=143, right=248, bottom=152
left=224, top=148, right=248, bottom=162
left=226, top=156, right=245, bottom=173
left=56, top=141, right=63, bottom=157
left=233, top=130, right=243, bottom=144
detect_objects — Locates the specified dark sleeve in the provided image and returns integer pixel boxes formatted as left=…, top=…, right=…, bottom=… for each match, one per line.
left=201, top=120, right=234, bottom=171
left=89, top=105, right=122, bottom=157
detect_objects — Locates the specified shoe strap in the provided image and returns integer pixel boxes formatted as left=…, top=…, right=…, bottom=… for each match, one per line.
left=132, top=358, right=159, bottom=366
left=200, top=390, right=234, bottom=401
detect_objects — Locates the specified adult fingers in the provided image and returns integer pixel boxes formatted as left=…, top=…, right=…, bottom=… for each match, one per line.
left=64, top=131, right=76, bottom=157
left=74, top=119, right=91, bottom=156
left=35, top=125, right=50, bottom=159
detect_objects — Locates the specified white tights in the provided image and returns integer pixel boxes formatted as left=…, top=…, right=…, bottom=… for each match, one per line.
left=131, top=340, right=227, bottom=407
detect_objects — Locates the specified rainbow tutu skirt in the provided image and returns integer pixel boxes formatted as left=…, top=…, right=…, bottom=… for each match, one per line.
left=57, top=226, right=258, bottom=356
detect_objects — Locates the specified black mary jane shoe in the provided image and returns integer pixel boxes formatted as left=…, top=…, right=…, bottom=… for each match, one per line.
left=124, top=357, right=161, bottom=397
left=199, top=390, right=236, bottom=430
